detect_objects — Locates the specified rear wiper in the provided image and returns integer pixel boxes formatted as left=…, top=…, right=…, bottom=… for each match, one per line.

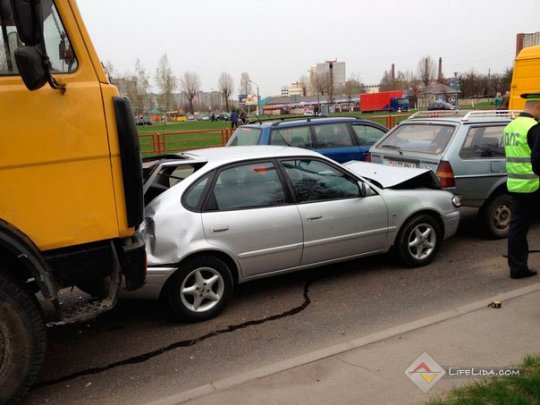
left=381, top=144, right=403, bottom=155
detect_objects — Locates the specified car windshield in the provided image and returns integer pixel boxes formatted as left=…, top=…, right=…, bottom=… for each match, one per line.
left=227, top=127, right=262, bottom=146
left=377, top=123, right=456, bottom=155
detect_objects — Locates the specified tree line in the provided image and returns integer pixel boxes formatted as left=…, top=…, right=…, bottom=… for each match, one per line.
left=106, top=54, right=514, bottom=115
left=378, top=56, right=513, bottom=99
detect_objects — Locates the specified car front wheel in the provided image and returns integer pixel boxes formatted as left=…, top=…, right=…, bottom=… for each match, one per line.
left=396, top=214, right=441, bottom=267
left=165, top=256, right=233, bottom=322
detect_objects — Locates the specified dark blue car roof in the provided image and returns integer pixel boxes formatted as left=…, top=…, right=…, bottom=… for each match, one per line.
left=243, top=116, right=385, bottom=129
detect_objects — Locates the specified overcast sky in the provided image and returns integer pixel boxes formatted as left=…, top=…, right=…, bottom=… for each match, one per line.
left=77, top=0, right=539, bottom=97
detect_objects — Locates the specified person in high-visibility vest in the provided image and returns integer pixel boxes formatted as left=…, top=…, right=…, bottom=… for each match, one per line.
left=504, top=92, right=540, bottom=279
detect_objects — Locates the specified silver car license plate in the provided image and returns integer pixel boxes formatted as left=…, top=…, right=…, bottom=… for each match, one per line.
left=386, top=160, right=418, bottom=168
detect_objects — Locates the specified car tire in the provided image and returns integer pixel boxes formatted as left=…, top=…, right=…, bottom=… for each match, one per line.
left=0, top=272, right=46, bottom=403
left=165, top=256, right=234, bottom=322
left=480, top=193, right=511, bottom=239
left=396, top=214, right=441, bottom=267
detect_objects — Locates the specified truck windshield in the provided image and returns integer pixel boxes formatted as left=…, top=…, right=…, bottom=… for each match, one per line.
left=0, top=0, right=77, bottom=75
left=378, top=124, right=456, bottom=155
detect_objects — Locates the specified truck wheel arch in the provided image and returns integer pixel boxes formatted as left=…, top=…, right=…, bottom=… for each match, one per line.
left=0, top=219, right=56, bottom=301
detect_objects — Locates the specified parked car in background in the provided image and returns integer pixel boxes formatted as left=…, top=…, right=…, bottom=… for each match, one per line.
left=217, top=112, right=231, bottom=121
left=427, top=101, right=458, bottom=110
left=226, top=117, right=388, bottom=163
left=303, top=110, right=315, bottom=116
left=126, top=146, right=460, bottom=321
left=135, top=116, right=152, bottom=126
left=369, top=110, right=519, bottom=238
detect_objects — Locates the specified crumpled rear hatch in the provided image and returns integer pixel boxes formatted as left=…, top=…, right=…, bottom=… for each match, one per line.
left=344, top=161, right=441, bottom=190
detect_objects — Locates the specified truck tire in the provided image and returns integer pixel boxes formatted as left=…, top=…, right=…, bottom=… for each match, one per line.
left=0, top=272, right=46, bottom=403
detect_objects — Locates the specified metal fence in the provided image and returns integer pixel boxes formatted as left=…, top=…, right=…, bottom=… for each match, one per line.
left=138, top=115, right=408, bottom=156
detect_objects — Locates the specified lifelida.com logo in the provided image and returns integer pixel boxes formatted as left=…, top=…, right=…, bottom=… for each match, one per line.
left=405, top=352, right=446, bottom=392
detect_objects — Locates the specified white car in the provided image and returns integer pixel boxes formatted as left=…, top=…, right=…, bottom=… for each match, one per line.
left=125, top=146, right=460, bottom=322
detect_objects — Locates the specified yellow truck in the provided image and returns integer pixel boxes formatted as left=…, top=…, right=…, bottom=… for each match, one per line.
left=0, top=0, right=146, bottom=401
left=509, top=44, right=540, bottom=109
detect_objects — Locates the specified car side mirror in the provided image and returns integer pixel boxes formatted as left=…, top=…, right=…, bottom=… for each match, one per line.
left=14, top=46, right=48, bottom=90
left=359, top=181, right=368, bottom=197
left=358, top=181, right=376, bottom=197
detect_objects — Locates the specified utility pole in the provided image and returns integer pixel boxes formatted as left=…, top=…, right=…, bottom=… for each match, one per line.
left=326, top=59, right=336, bottom=109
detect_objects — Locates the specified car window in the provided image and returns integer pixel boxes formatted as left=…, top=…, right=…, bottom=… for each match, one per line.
left=207, top=162, right=286, bottom=211
left=378, top=124, right=456, bottom=154
left=184, top=174, right=210, bottom=210
left=227, top=127, right=262, bottom=146
left=459, top=126, right=505, bottom=159
left=144, top=163, right=205, bottom=205
left=0, top=1, right=78, bottom=75
left=270, top=126, right=312, bottom=147
left=312, top=123, right=353, bottom=148
left=351, top=124, right=386, bottom=146
left=281, top=159, right=360, bottom=202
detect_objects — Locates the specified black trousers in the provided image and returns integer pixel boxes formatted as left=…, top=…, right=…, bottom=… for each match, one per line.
left=508, top=190, right=540, bottom=274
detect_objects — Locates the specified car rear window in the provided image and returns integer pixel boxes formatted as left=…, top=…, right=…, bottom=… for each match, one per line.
left=377, top=123, right=456, bottom=154
left=227, top=127, right=262, bottom=146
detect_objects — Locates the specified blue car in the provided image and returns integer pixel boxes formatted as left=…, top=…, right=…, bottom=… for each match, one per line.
left=226, top=117, right=388, bottom=163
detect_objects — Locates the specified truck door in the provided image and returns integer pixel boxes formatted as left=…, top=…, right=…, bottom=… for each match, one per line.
left=0, top=0, right=121, bottom=251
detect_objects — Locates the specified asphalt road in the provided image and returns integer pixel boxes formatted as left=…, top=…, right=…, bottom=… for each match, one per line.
left=23, top=209, right=540, bottom=404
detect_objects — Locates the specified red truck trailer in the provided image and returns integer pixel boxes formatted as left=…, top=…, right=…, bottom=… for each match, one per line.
left=360, top=90, right=409, bottom=113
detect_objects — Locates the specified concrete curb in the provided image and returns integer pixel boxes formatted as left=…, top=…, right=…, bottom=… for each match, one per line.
left=149, top=282, right=540, bottom=405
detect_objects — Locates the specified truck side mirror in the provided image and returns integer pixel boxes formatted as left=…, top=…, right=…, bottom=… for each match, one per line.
left=14, top=46, right=48, bottom=90
left=10, top=0, right=44, bottom=46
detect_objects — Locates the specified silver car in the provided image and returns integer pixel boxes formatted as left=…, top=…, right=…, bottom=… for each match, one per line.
left=126, top=146, right=460, bottom=322
left=369, top=110, right=518, bottom=238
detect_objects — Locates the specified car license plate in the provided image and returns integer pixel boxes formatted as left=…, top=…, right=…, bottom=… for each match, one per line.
left=386, top=160, right=418, bottom=168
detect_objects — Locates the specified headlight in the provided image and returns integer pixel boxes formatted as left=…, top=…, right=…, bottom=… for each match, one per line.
left=451, top=195, right=462, bottom=207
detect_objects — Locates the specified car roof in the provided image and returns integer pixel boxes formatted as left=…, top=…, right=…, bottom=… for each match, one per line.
left=406, top=110, right=517, bottom=125
left=146, top=146, right=324, bottom=166
left=242, top=116, right=383, bottom=129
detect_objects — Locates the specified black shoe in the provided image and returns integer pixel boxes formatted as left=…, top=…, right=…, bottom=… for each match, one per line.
left=510, top=269, right=538, bottom=279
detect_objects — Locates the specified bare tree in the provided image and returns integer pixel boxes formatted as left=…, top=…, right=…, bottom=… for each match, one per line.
left=379, top=70, right=393, bottom=91
left=239, top=72, right=252, bottom=96
left=133, top=59, right=150, bottom=115
left=218, top=72, right=234, bottom=112
left=298, top=75, right=309, bottom=97
left=344, top=75, right=364, bottom=111
left=102, top=59, right=115, bottom=82
left=181, top=71, right=201, bottom=114
left=155, top=54, right=177, bottom=112
left=418, top=56, right=436, bottom=86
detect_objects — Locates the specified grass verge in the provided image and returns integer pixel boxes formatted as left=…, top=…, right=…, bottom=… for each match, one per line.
left=428, top=354, right=540, bottom=404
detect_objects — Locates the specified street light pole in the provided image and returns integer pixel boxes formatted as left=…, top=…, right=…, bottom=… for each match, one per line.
left=250, top=80, right=260, bottom=116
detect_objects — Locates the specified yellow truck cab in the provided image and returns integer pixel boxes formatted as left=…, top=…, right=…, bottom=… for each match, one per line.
left=509, top=44, right=540, bottom=109
left=0, top=0, right=146, bottom=401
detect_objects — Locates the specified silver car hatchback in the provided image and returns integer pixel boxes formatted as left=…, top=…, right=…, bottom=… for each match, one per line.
left=369, top=110, right=520, bottom=238
left=126, top=146, right=460, bottom=322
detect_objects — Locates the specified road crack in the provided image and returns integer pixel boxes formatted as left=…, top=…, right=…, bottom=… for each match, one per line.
left=34, top=272, right=326, bottom=390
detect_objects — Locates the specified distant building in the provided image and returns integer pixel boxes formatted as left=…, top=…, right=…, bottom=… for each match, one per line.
left=516, top=31, right=540, bottom=55
left=281, top=86, right=289, bottom=97
left=308, top=60, right=346, bottom=96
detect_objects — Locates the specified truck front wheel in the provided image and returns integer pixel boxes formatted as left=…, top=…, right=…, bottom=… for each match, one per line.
left=0, top=271, right=46, bottom=403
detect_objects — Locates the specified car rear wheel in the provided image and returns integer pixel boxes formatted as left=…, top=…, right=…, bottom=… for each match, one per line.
left=165, top=256, right=233, bottom=322
left=396, top=214, right=441, bottom=267
left=480, top=194, right=511, bottom=239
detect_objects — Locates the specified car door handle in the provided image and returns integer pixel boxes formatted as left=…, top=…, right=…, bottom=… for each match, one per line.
left=211, top=225, right=229, bottom=233
left=306, top=214, right=323, bottom=221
